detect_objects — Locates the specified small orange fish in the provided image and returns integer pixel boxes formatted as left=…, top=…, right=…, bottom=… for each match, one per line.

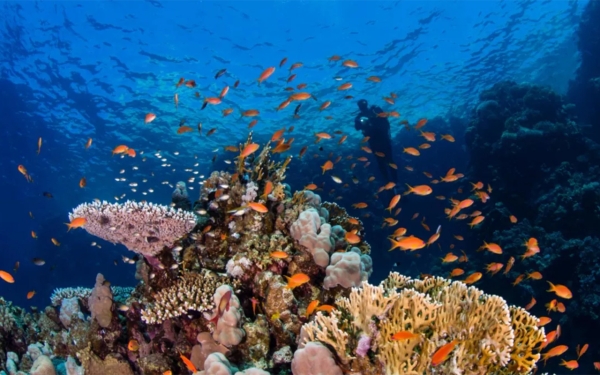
left=180, top=354, right=197, bottom=373
left=51, top=238, right=60, bottom=246
left=177, top=126, right=193, bottom=134
left=0, top=270, right=15, bottom=283
left=66, top=217, right=87, bottom=231
left=342, top=59, right=358, bottom=68
left=509, top=215, right=518, bottom=223
left=79, top=177, right=87, bottom=188
left=258, top=67, right=275, bottom=85
left=270, top=251, right=288, bottom=259
left=247, top=202, right=268, bottom=213
left=415, top=118, right=428, bottom=129
left=547, top=281, right=572, bottom=299
left=345, top=232, right=361, bottom=244
left=431, top=340, right=458, bottom=366
left=250, top=297, right=258, bottom=316
left=403, top=147, right=420, bottom=156
left=306, top=300, right=319, bottom=317
left=128, top=339, right=139, bottom=351
left=144, top=113, right=156, bottom=124
left=27, top=290, right=35, bottom=299
left=337, top=83, right=352, bottom=91
left=36, top=137, right=42, bottom=155
left=316, top=305, right=335, bottom=313
left=240, top=143, right=260, bottom=158
left=85, top=138, right=93, bottom=149
left=390, top=331, right=420, bottom=340
left=285, top=273, right=310, bottom=289
left=389, top=236, right=426, bottom=251
left=560, top=359, right=579, bottom=370
left=463, top=272, right=482, bottom=285
left=404, top=184, right=432, bottom=196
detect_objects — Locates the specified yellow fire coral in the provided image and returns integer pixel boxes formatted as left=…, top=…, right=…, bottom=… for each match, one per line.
left=301, top=272, right=545, bottom=375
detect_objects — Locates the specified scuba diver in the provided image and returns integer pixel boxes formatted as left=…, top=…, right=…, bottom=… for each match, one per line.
left=354, top=99, right=398, bottom=184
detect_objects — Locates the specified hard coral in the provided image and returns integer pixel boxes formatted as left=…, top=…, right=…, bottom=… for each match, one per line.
left=69, top=200, right=196, bottom=257
left=141, top=271, right=227, bottom=324
left=308, top=273, right=544, bottom=375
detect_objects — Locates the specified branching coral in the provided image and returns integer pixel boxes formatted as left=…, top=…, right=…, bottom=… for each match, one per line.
left=141, top=271, right=228, bottom=324
left=69, top=200, right=197, bottom=257
left=305, top=273, right=544, bottom=375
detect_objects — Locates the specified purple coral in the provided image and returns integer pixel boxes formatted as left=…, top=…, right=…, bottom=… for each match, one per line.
left=355, top=334, right=371, bottom=357
left=69, top=200, right=196, bottom=257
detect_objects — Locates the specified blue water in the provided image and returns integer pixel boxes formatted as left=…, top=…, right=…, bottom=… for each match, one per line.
left=0, top=0, right=590, bottom=372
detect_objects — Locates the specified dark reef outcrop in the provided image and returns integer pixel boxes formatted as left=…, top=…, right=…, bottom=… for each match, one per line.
left=466, top=81, right=600, bottom=327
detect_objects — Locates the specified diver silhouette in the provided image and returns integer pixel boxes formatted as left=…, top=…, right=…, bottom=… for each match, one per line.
left=354, top=99, right=398, bottom=184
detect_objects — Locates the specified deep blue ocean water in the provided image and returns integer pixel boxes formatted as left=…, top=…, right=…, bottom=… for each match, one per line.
left=0, top=0, right=595, bottom=373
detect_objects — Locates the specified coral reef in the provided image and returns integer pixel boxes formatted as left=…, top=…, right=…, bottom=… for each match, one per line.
left=0, top=134, right=546, bottom=375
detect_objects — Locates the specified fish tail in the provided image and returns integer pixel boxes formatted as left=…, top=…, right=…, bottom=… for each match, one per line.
left=546, top=281, right=555, bottom=292
left=404, top=184, right=413, bottom=195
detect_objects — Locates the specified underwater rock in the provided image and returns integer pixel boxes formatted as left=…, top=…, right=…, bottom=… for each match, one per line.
left=76, top=345, right=133, bottom=375
left=239, top=315, right=270, bottom=368
left=59, top=298, right=84, bottom=328
left=88, top=274, right=112, bottom=328
left=272, top=345, right=292, bottom=365
left=65, top=356, right=83, bottom=375
left=29, top=355, right=55, bottom=375
left=256, top=272, right=296, bottom=319
left=137, top=353, right=172, bottom=375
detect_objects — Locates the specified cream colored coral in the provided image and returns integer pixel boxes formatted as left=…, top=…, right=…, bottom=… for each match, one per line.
left=300, top=310, right=351, bottom=364
left=336, top=281, right=399, bottom=335
left=316, top=274, right=545, bottom=375
left=376, top=289, right=441, bottom=374
left=498, top=306, right=545, bottom=375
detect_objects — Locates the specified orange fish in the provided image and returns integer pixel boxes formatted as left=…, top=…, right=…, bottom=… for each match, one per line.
left=306, top=300, right=319, bottom=317
left=404, top=184, right=432, bottom=196
left=285, top=273, right=310, bottom=289
left=79, top=177, right=86, bottom=188
left=242, top=109, right=260, bottom=117
left=177, top=126, right=193, bottom=134
left=27, top=290, right=35, bottom=299
left=431, top=340, right=458, bottom=366
left=180, top=354, right=197, bottom=374
left=389, top=236, right=426, bottom=251
left=547, top=281, right=572, bottom=299
left=66, top=217, right=87, bottom=231
left=270, top=251, right=288, bottom=259
left=316, top=305, right=335, bottom=313
left=219, top=85, right=229, bottom=99
left=321, top=160, right=333, bottom=174
left=345, top=232, right=361, bottom=244
left=463, top=272, right=482, bottom=285
left=319, top=101, right=331, bottom=111
left=144, top=113, right=156, bottom=124
left=442, top=253, right=458, bottom=263
left=337, top=83, right=352, bottom=91
left=342, top=59, right=358, bottom=68
left=390, top=331, right=420, bottom=341
left=525, top=297, right=536, bottom=310
left=509, top=215, right=518, bottom=223
left=537, top=316, right=552, bottom=326
left=386, top=195, right=401, bottom=212
left=290, top=92, right=313, bottom=101
left=258, top=67, right=275, bottom=85
left=112, top=145, right=129, bottom=155
left=127, top=149, right=136, bottom=157
left=576, top=343, right=588, bottom=360
left=85, top=138, right=93, bottom=149
left=468, top=215, right=485, bottom=228
left=240, top=143, right=260, bottom=158
left=0, top=270, right=15, bottom=283
left=367, top=76, right=381, bottom=82
left=481, top=241, right=502, bottom=254
left=17, top=165, right=32, bottom=182
left=247, top=202, right=268, bottom=213
left=37, top=137, right=42, bottom=155
left=415, top=118, right=428, bottom=129
left=128, top=339, right=139, bottom=351
left=441, top=134, right=455, bottom=142
left=560, top=359, right=579, bottom=370
left=403, top=147, right=420, bottom=156
left=450, top=268, right=464, bottom=277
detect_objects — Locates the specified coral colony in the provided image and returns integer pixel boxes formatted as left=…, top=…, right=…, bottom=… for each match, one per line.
left=0, top=134, right=547, bottom=375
